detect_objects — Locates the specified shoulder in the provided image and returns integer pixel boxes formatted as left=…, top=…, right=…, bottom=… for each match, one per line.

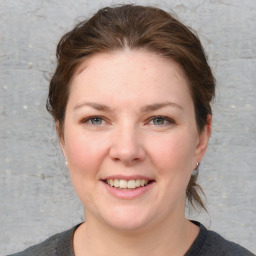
left=7, top=224, right=80, bottom=256
left=204, top=229, right=255, bottom=256
left=186, top=221, right=255, bottom=256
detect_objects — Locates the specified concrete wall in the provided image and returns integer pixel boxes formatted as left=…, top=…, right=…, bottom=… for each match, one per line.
left=0, top=0, right=255, bottom=254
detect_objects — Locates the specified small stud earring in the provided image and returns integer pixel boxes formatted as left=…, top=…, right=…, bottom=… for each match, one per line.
left=192, top=162, right=200, bottom=176
left=65, top=161, right=68, bottom=166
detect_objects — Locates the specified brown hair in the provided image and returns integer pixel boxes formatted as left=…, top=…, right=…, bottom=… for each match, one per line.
left=46, top=4, right=215, bottom=210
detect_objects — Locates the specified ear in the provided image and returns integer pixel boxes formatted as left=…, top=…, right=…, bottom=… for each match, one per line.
left=194, top=114, right=212, bottom=163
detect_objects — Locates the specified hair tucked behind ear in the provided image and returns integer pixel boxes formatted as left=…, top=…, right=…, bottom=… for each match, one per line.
left=46, top=4, right=215, bottom=211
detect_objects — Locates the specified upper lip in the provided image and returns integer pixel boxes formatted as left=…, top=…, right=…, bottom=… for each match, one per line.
left=102, top=175, right=154, bottom=181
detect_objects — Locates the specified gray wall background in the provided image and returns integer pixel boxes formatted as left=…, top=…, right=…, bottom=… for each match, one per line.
left=0, top=0, right=255, bottom=254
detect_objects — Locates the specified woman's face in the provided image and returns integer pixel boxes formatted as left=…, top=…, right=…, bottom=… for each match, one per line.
left=61, top=50, right=210, bottom=231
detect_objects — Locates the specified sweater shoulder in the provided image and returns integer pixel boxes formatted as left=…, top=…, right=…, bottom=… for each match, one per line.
left=7, top=225, right=77, bottom=256
left=8, top=233, right=59, bottom=256
left=203, top=230, right=255, bottom=256
left=186, top=221, right=255, bottom=256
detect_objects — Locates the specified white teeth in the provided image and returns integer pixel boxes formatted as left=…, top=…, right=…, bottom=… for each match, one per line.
left=119, top=179, right=128, bottom=189
left=114, top=179, right=119, bottom=188
left=128, top=180, right=136, bottom=189
left=140, top=179, right=146, bottom=186
left=135, top=179, right=141, bottom=187
left=106, top=179, right=150, bottom=189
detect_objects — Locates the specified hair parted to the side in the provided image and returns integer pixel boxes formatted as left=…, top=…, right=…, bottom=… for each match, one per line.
left=46, top=4, right=215, bottom=211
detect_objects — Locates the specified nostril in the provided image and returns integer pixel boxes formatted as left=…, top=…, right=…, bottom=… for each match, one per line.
left=113, top=157, right=120, bottom=162
left=109, top=136, right=146, bottom=163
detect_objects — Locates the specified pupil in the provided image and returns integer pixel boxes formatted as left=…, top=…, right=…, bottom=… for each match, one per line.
left=154, top=118, right=164, bottom=125
left=92, top=118, right=102, bottom=125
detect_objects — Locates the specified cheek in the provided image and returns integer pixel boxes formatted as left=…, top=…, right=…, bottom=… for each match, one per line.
left=64, top=129, right=108, bottom=175
left=63, top=130, right=109, bottom=202
left=146, top=131, right=197, bottom=175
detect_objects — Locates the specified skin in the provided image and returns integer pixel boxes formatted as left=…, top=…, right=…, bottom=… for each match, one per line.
left=60, top=49, right=211, bottom=256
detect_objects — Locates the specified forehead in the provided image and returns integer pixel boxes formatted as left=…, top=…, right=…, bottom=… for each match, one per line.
left=68, top=49, right=192, bottom=108
left=75, top=49, right=187, bottom=79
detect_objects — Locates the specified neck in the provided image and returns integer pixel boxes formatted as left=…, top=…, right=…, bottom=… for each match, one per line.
left=73, top=211, right=199, bottom=256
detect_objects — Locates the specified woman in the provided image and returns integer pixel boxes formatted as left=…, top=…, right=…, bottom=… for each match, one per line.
left=10, top=4, right=254, bottom=256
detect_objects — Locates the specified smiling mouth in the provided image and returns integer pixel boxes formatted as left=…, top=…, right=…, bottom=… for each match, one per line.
left=103, top=179, right=154, bottom=189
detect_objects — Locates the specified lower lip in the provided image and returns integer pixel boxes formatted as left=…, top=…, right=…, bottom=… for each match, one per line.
left=102, top=181, right=155, bottom=200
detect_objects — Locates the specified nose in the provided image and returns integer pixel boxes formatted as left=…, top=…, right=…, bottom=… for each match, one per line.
left=109, top=125, right=146, bottom=165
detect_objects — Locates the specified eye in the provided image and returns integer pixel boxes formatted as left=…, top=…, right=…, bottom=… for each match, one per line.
left=82, top=116, right=106, bottom=126
left=90, top=117, right=104, bottom=125
left=148, top=116, right=174, bottom=126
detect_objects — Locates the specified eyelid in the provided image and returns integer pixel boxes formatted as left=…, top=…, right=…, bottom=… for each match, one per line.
left=79, top=115, right=175, bottom=126
left=80, top=115, right=107, bottom=125
left=147, top=115, right=175, bottom=125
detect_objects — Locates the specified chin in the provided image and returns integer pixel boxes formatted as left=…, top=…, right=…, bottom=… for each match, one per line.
left=99, top=205, right=154, bottom=232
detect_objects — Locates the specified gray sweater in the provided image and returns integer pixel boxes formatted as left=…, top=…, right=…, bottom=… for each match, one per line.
left=8, top=222, right=255, bottom=256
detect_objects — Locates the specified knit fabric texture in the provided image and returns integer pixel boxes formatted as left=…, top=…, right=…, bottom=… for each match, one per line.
left=8, top=222, right=255, bottom=256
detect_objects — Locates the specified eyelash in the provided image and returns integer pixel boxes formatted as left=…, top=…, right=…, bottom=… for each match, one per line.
left=80, top=115, right=175, bottom=127
left=147, top=116, right=175, bottom=126
left=81, top=116, right=106, bottom=126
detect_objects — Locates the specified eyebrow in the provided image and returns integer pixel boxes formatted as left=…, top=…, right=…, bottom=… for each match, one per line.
left=74, top=101, right=183, bottom=112
left=141, top=102, right=183, bottom=112
left=74, top=102, right=112, bottom=112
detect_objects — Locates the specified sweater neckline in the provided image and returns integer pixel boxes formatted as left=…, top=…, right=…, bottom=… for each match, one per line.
left=57, top=221, right=207, bottom=256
